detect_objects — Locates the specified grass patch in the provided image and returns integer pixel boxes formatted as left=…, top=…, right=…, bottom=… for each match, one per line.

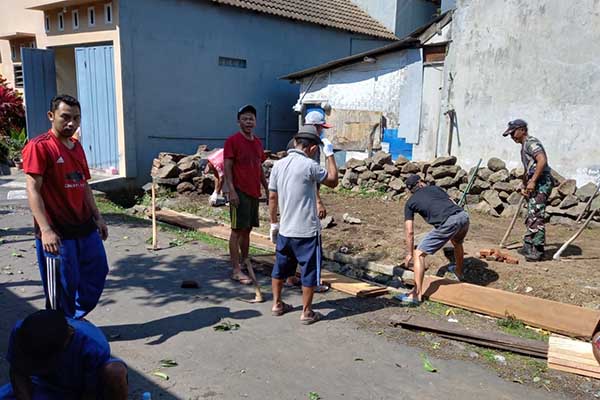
left=497, top=315, right=549, bottom=342
left=98, top=196, right=269, bottom=256
left=423, top=301, right=465, bottom=317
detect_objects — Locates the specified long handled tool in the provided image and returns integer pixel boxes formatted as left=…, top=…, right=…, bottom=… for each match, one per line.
left=457, top=158, right=482, bottom=207
left=553, top=208, right=598, bottom=260
left=241, top=258, right=264, bottom=303
left=575, top=183, right=599, bottom=223
left=500, top=195, right=526, bottom=248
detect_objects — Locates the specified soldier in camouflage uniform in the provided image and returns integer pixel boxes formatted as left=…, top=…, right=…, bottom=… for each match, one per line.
left=503, top=119, right=553, bottom=261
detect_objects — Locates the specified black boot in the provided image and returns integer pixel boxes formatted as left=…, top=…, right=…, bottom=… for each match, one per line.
left=518, top=243, right=531, bottom=256
left=524, top=245, right=544, bottom=262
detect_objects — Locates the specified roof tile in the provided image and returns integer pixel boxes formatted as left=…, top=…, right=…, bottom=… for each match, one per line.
left=209, top=0, right=398, bottom=40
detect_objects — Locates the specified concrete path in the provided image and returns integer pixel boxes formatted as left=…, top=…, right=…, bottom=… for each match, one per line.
left=0, top=203, right=568, bottom=400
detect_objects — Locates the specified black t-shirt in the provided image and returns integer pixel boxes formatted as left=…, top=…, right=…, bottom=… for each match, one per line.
left=404, top=185, right=463, bottom=228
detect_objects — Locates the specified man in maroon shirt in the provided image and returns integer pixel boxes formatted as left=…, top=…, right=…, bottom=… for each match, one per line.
left=224, top=105, right=268, bottom=284
left=23, top=95, right=109, bottom=318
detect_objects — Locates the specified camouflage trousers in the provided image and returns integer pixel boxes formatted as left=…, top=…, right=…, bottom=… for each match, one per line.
left=524, top=174, right=553, bottom=247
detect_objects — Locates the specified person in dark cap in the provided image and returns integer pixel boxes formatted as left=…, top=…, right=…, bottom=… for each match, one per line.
left=397, top=174, right=470, bottom=305
left=268, top=125, right=338, bottom=324
left=0, top=310, right=127, bottom=399
left=502, top=119, right=553, bottom=261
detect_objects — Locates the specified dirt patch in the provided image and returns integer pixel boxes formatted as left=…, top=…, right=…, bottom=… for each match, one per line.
left=157, top=188, right=600, bottom=309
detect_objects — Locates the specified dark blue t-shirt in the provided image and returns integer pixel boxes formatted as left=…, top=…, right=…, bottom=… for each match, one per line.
left=6, top=318, right=111, bottom=397
left=404, top=185, right=463, bottom=228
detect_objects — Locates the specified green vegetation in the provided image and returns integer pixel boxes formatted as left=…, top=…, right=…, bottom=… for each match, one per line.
left=497, top=315, right=549, bottom=342
left=423, top=301, right=465, bottom=317
left=97, top=195, right=269, bottom=255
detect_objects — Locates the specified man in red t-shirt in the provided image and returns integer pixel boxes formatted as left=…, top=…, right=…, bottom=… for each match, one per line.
left=22, top=94, right=109, bottom=318
left=224, top=105, right=268, bottom=284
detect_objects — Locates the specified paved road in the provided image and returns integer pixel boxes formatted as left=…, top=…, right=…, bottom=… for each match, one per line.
left=0, top=200, right=568, bottom=399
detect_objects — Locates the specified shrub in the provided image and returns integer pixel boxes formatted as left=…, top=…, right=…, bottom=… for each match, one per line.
left=0, top=74, right=26, bottom=138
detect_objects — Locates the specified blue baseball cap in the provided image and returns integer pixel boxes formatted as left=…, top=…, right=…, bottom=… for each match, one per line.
left=502, top=119, right=527, bottom=136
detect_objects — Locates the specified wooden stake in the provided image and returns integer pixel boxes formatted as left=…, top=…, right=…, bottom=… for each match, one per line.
left=500, top=195, right=525, bottom=248
left=151, top=178, right=158, bottom=250
left=575, top=183, right=599, bottom=223
left=553, top=208, right=598, bottom=260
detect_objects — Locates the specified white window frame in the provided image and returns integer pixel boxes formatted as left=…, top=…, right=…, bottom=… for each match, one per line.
left=88, top=6, right=96, bottom=27
left=58, top=12, right=65, bottom=31
left=45, top=15, right=51, bottom=32
left=72, top=9, right=80, bottom=30
left=104, top=3, right=113, bottom=25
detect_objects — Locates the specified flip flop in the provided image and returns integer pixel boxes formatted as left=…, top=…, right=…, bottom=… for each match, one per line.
left=301, top=311, right=323, bottom=325
left=231, top=272, right=252, bottom=285
left=315, top=284, right=330, bottom=293
left=272, top=302, right=294, bottom=316
left=394, top=293, right=421, bottom=306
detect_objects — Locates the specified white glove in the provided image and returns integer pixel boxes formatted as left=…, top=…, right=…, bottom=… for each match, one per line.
left=208, top=192, right=218, bottom=206
left=269, top=223, right=280, bottom=244
left=321, top=138, right=334, bottom=157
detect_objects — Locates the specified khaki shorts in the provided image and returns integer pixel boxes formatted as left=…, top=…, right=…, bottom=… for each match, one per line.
left=230, top=189, right=259, bottom=230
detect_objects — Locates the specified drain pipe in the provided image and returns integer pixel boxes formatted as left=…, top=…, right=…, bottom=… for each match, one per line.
left=265, top=101, right=271, bottom=150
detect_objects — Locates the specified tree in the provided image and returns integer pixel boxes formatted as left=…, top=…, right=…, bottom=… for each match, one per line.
left=0, top=74, right=26, bottom=138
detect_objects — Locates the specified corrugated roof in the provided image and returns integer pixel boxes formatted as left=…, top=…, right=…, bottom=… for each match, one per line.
left=209, top=0, right=398, bottom=40
left=280, top=11, right=452, bottom=80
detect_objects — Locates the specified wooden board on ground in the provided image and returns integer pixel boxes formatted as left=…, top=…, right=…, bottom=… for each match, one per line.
left=390, top=314, right=548, bottom=358
left=548, top=335, right=600, bottom=379
left=155, top=208, right=275, bottom=251
left=321, top=270, right=388, bottom=297
left=157, top=208, right=386, bottom=297
left=421, top=276, right=600, bottom=339
left=155, top=208, right=216, bottom=229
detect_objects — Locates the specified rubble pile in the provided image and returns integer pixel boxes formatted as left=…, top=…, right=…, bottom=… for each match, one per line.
left=339, top=152, right=599, bottom=223
left=148, top=146, right=599, bottom=224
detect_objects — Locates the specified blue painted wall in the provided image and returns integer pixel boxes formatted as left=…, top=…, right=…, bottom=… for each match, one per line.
left=118, top=0, right=391, bottom=182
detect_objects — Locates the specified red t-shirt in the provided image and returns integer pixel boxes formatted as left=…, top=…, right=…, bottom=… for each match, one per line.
left=22, top=130, right=96, bottom=238
left=223, top=132, right=266, bottom=198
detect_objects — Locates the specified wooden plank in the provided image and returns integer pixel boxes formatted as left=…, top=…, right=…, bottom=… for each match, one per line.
left=390, top=314, right=548, bottom=358
left=548, top=352, right=600, bottom=372
left=422, top=276, right=600, bottom=339
left=321, top=270, right=388, bottom=297
left=547, top=334, right=600, bottom=379
left=155, top=209, right=216, bottom=230
left=548, top=363, right=600, bottom=379
left=251, top=253, right=387, bottom=298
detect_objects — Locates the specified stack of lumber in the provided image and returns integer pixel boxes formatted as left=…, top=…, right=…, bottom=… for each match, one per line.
left=479, top=248, right=519, bottom=264
left=390, top=313, right=548, bottom=358
left=422, top=276, right=600, bottom=339
left=548, top=335, right=600, bottom=379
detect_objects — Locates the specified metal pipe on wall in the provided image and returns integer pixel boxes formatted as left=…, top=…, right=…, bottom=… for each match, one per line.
left=265, top=101, right=271, bottom=150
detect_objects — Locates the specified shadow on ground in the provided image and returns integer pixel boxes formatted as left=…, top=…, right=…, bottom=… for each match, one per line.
left=0, top=285, right=184, bottom=399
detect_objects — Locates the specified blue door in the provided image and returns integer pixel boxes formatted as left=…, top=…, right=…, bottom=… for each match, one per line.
left=75, top=45, right=118, bottom=171
left=21, top=48, right=57, bottom=138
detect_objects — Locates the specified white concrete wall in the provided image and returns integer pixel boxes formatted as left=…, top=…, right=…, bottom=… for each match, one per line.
left=437, top=0, right=600, bottom=184
left=299, top=50, right=417, bottom=132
